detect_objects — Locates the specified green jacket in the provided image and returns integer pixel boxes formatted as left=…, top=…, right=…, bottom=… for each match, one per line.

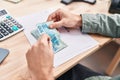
left=81, top=14, right=120, bottom=80
left=82, top=14, right=120, bottom=38
left=85, top=75, right=120, bottom=80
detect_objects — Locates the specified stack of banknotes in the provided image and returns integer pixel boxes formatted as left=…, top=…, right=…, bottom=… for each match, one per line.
left=31, top=21, right=67, bottom=53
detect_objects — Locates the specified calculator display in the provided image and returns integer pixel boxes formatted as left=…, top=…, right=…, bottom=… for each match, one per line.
left=0, top=10, right=7, bottom=16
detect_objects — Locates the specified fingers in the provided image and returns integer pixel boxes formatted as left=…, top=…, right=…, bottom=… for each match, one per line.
left=26, top=34, right=53, bottom=58
left=38, top=34, right=50, bottom=45
left=47, top=9, right=66, bottom=29
left=49, top=21, right=63, bottom=29
left=37, top=34, right=53, bottom=49
left=47, top=11, right=59, bottom=21
left=47, top=9, right=62, bottom=22
left=47, top=13, right=56, bottom=21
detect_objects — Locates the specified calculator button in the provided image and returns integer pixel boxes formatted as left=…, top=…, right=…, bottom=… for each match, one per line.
left=1, top=29, right=6, bottom=33
left=0, top=33, right=3, bottom=39
left=4, top=19, right=9, bottom=23
left=12, top=20, right=16, bottom=23
left=0, top=27, right=2, bottom=30
left=6, top=16, right=12, bottom=19
left=9, top=23, right=14, bottom=26
left=0, top=22, right=5, bottom=26
left=16, top=24, right=23, bottom=28
left=7, top=23, right=11, bottom=25
left=11, top=25, right=19, bottom=31
left=11, top=19, right=14, bottom=21
left=3, top=25, right=13, bottom=33
left=3, top=25, right=8, bottom=28
left=6, top=28, right=14, bottom=33
left=2, top=32, right=9, bottom=36
left=0, top=29, right=9, bottom=36
left=17, top=25, right=23, bottom=28
left=8, top=30, right=13, bottom=33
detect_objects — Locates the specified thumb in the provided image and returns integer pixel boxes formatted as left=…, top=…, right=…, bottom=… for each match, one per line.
left=49, top=21, right=63, bottom=29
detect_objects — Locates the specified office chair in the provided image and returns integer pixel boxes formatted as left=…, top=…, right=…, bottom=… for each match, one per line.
left=109, top=0, right=120, bottom=13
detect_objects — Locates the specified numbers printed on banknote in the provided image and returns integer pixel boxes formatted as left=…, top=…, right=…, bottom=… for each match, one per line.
left=31, top=21, right=67, bottom=53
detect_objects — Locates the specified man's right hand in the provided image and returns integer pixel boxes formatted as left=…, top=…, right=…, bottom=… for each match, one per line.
left=47, top=9, right=82, bottom=29
left=26, top=34, right=54, bottom=80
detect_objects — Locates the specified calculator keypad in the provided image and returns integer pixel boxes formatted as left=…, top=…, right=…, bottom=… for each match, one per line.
left=0, top=14, right=23, bottom=41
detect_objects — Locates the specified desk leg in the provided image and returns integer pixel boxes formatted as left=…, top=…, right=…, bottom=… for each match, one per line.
left=105, top=47, right=120, bottom=76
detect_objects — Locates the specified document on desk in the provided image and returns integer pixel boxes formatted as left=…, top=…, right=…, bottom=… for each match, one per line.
left=17, top=8, right=99, bottom=67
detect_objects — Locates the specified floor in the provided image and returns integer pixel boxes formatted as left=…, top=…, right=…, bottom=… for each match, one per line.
left=79, top=41, right=120, bottom=77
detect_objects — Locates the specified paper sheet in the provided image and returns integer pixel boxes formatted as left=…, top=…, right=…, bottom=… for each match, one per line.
left=17, top=9, right=98, bottom=67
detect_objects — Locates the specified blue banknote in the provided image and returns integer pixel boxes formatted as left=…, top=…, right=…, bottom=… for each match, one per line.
left=31, top=21, right=67, bottom=53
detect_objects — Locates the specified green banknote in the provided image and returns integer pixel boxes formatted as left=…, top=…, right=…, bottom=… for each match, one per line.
left=31, top=21, right=67, bottom=53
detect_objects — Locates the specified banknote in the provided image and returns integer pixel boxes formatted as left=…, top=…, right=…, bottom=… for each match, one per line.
left=31, top=21, right=67, bottom=53
left=37, top=21, right=60, bottom=37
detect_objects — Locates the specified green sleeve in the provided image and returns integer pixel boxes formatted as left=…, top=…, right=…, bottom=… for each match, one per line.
left=84, top=76, right=111, bottom=80
left=81, top=14, right=120, bottom=38
left=84, top=75, right=120, bottom=80
left=111, top=75, right=120, bottom=80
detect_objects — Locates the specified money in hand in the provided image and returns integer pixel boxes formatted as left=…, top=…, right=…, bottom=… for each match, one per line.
left=31, top=21, right=67, bottom=53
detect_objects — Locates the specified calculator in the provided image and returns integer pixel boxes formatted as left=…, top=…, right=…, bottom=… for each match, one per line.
left=0, top=9, right=24, bottom=41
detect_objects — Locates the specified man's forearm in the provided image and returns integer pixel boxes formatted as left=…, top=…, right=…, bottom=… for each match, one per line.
left=81, top=14, right=120, bottom=38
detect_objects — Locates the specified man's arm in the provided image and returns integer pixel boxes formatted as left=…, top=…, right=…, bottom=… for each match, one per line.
left=47, top=9, right=120, bottom=38
left=82, top=14, right=120, bottom=38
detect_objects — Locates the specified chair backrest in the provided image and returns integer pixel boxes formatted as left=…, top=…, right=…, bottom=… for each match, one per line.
left=109, top=0, right=120, bottom=13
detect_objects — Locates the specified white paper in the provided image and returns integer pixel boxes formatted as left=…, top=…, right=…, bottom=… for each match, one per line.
left=17, top=9, right=98, bottom=67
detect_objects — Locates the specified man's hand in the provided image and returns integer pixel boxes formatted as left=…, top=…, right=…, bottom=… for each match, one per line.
left=47, top=9, right=82, bottom=29
left=26, top=34, right=54, bottom=80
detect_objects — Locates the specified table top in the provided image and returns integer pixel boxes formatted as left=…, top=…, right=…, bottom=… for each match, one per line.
left=0, top=0, right=112, bottom=80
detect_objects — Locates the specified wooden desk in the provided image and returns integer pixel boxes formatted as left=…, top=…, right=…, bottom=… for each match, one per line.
left=0, top=0, right=112, bottom=80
